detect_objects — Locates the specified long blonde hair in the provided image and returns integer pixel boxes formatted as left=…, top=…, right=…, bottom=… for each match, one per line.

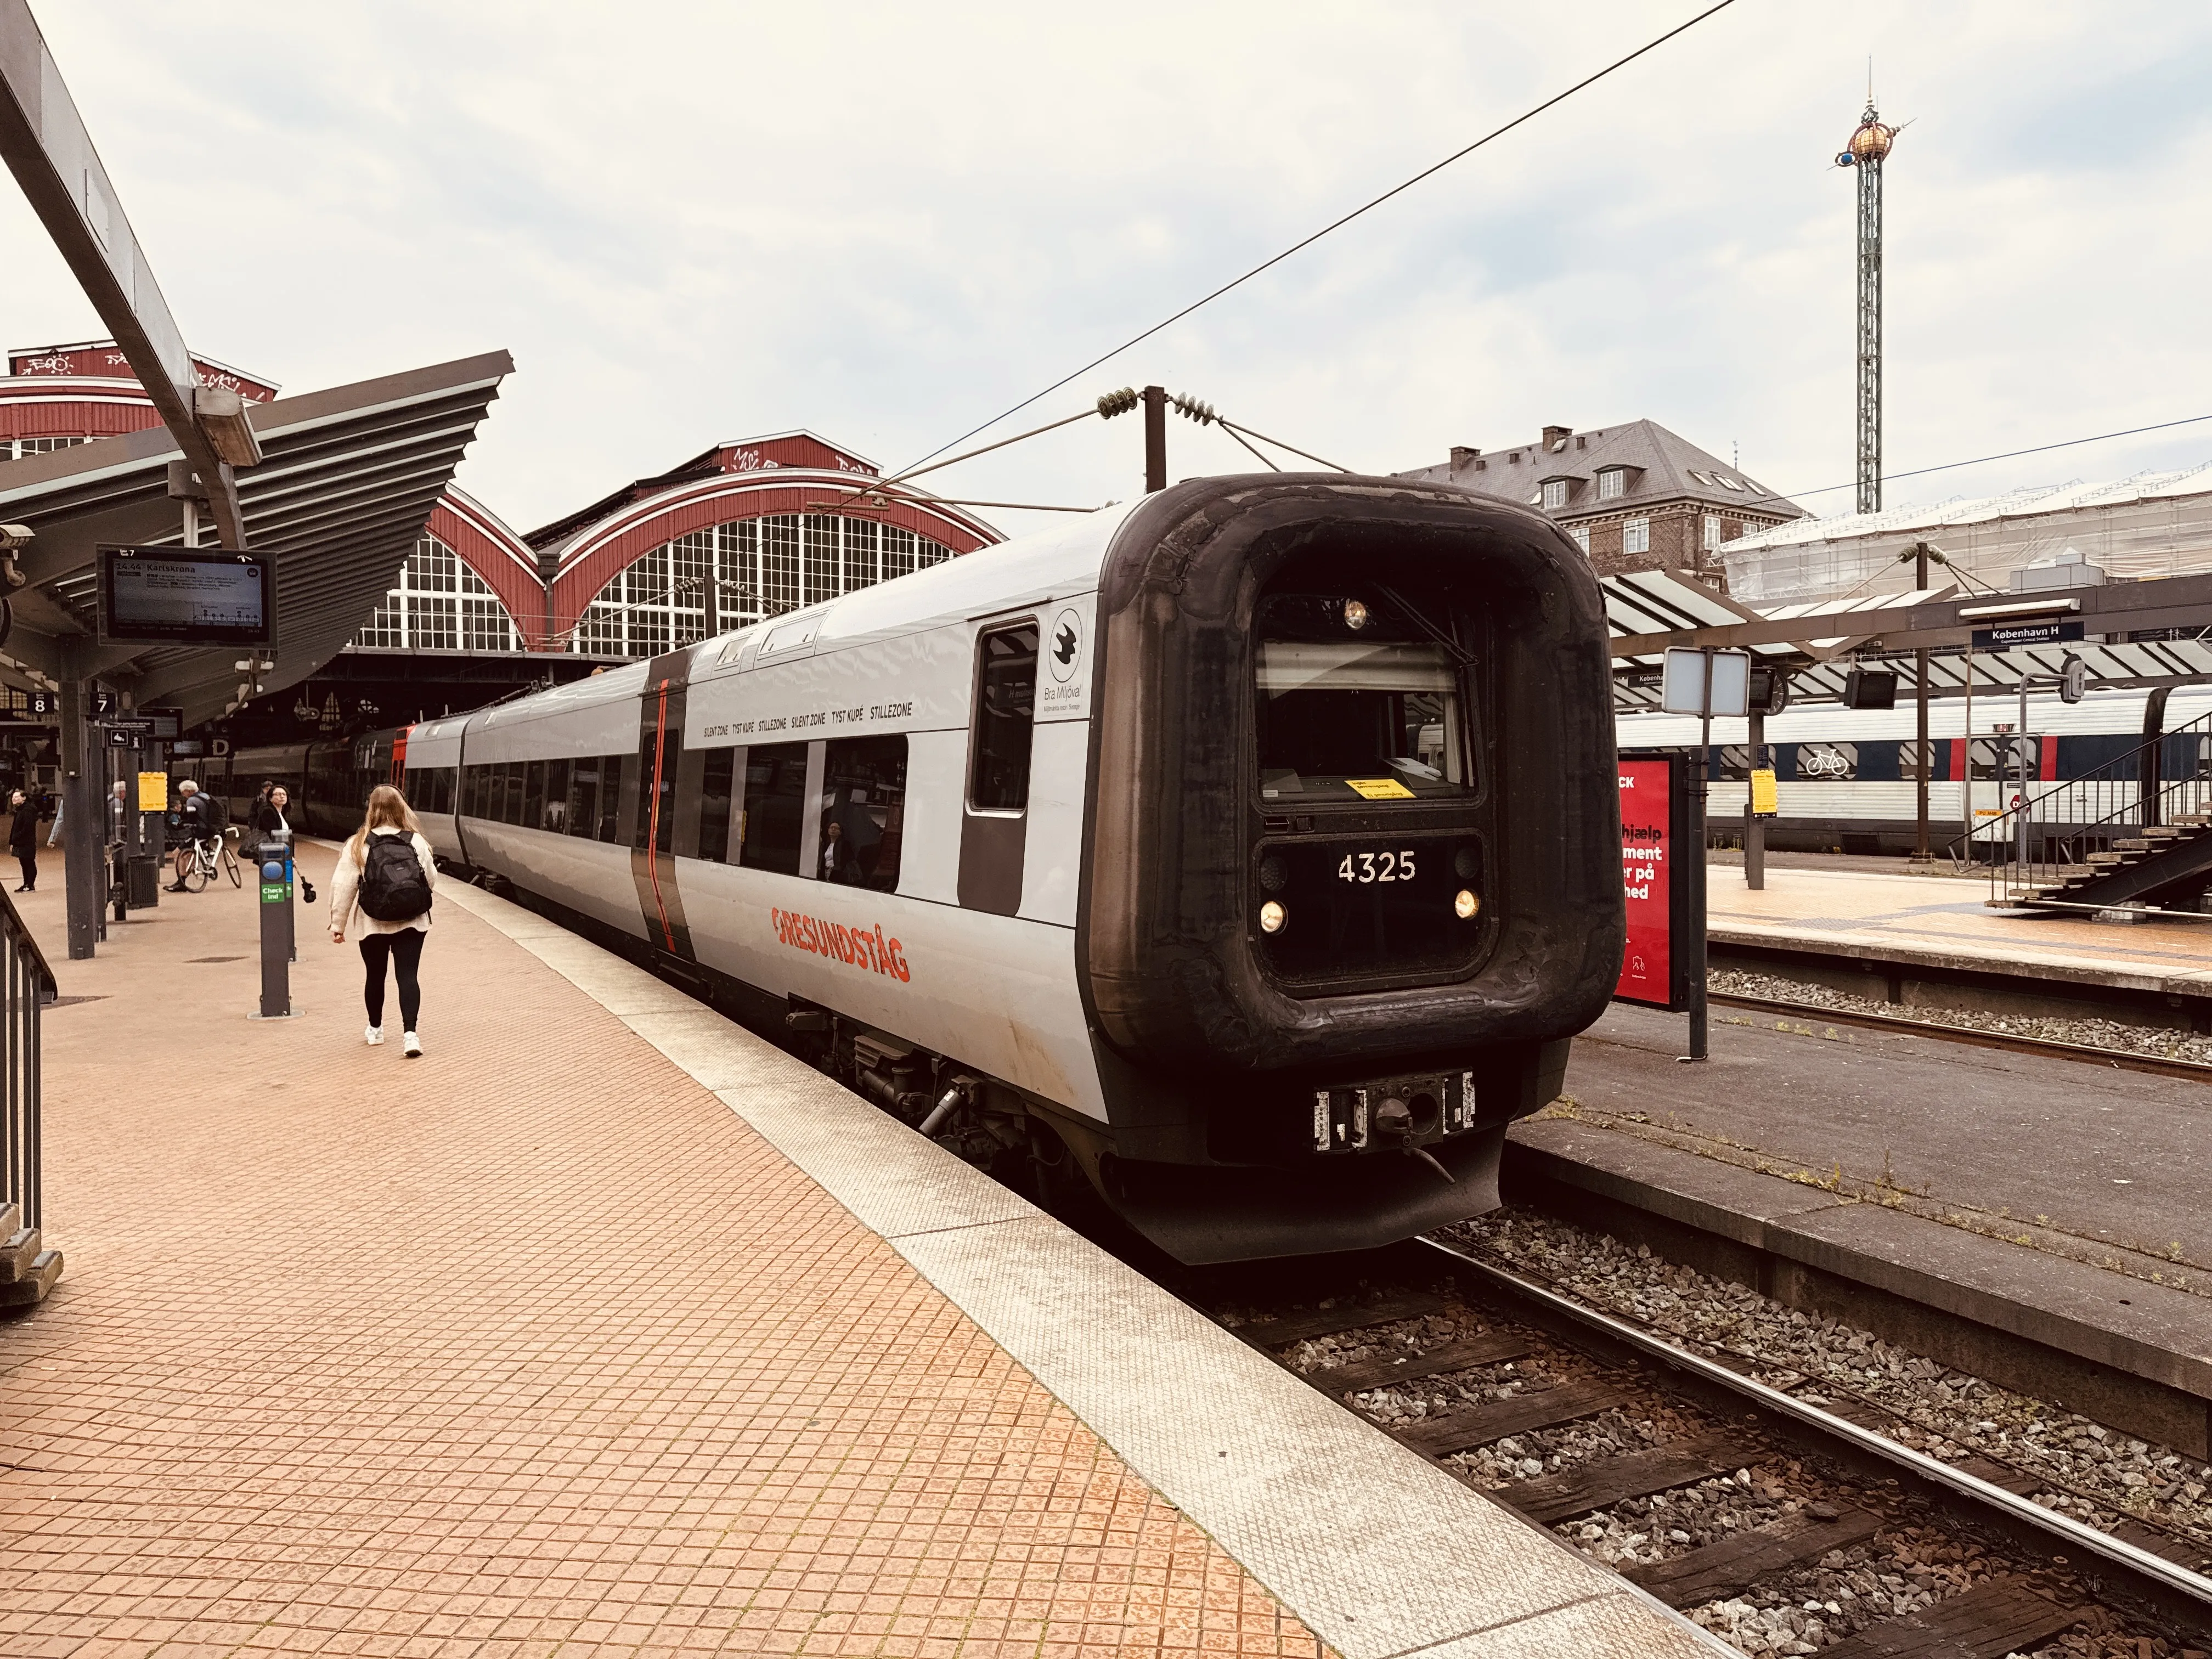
left=348, top=785, right=421, bottom=865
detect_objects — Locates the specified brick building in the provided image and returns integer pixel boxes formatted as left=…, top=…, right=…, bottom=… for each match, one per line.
left=1396, top=419, right=1803, bottom=577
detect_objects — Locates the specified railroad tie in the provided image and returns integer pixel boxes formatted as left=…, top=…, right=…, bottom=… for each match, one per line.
left=1233, top=1292, right=1446, bottom=1349
left=1400, top=1379, right=1629, bottom=1458
left=1302, top=1331, right=1533, bottom=1396
left=1813, top=1577, right=2079, bottom=1658
left=1495, top=1430, right=1748, bottom=1526
left=1626, top=1507, right=1883, bottom=1607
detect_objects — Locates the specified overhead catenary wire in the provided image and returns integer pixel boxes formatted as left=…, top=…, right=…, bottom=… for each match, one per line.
left=1782, top=411, right=2212, bottom=503
left=884, top=1, right=1740, bottom=483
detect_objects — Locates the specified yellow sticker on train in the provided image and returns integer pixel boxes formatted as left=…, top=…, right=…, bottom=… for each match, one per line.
left=1346, top=777, right=1416, bottom=800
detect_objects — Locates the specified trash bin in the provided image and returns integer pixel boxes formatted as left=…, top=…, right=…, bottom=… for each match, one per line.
left=127, top=856, right=161, bottom=909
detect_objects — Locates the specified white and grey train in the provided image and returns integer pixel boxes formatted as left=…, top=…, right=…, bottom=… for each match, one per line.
left=208, top=476, right=1625, bottom=1262
left=1618, top=685, right=2212, bottom=856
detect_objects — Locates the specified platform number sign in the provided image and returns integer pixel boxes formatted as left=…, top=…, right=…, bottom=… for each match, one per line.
left=1614, top=754, right=1695, bottom=1012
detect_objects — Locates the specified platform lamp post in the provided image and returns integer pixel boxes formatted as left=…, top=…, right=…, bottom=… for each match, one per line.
left=1912, top=539, right=1931, bottom=861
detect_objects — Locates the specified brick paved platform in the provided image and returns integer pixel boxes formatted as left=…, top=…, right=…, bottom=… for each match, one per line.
left=0, top=840, right=1719, bottom=1659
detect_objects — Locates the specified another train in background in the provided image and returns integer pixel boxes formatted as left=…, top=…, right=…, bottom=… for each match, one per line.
left=1616, top=684, right=2212, bottom=856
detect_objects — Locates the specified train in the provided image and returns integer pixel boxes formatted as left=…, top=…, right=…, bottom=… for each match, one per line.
left=1617, top=685, right=2212, bottom=856
left=190, top=474, right=1626, bottom=1264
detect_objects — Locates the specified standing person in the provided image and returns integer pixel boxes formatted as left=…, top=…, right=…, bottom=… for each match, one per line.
left=252, top=784, right=317, bottom=905
left=7, top=788, right=36, bottom=892
left=328, top=784, right=435, bottom=1057
left=168, top=780, right=213, bottom=891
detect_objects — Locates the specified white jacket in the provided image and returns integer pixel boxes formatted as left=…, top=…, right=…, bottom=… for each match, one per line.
left=328, top=827, right=437, bottom=938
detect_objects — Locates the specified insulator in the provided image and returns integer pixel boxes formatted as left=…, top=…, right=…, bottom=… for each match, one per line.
left=1096, top=387, right=1138, bottom=419
left=1172, top=393, right=1216, bottom=425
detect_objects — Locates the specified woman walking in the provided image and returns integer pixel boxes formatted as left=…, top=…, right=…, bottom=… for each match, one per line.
left=7, top=789, right=36, bottom=892
left=328, top=784, right=436, bottom=1056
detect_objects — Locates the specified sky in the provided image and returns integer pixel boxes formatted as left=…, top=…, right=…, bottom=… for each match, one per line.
left=4, top=1, right=2212, bottom=541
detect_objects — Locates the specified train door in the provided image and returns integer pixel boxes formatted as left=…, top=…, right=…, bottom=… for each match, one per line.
left=629, top=650, right=697, bottom=958
left=1968, top=732, right=2038, bottom=840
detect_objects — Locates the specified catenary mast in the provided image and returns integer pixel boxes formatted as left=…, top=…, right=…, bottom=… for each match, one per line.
left=1838, top=99, right=1899, bottom=514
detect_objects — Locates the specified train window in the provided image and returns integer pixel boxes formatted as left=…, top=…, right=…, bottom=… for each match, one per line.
left=524, top=760, right=546, bottom=830
left=503, top=761, right=526, bottom=826
left=969, top=623, right=1038, bottom=812
left=819, top=736, right=906, bottom=890
left=1969, top=736, right=2039, bottom=781
left=470, top=764, right=492, bottom=819
left=1253, top=597, right=1471, bottom=803
left=696, top=748, right=736, bottom=862
left=596, top=755, right=625, bottom=843
left=569, top=760, right=599, bottom=837
left=544, top=759, right=571, bottom=833
left=739, top=742, right=808, bottom=873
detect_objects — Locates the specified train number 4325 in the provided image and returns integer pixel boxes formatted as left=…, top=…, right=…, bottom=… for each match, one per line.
left=1338, top=849, right=1417, bottom=884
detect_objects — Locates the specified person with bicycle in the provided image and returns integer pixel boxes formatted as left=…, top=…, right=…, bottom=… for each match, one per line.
left=168, top=781, right=218, bottom=893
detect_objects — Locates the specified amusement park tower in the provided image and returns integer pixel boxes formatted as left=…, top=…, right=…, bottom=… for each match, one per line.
left=1837, top=100, right=1899, bottom=514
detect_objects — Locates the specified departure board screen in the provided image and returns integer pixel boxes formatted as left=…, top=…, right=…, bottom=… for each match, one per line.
left=98, top=545, right=274, bottom=645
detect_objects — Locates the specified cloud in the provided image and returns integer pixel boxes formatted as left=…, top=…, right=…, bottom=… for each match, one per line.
left=3, top=1, right=2209, bottom=535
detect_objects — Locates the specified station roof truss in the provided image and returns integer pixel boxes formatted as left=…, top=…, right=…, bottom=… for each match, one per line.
left=1601, top=567, right=2212, bottom=712
left=0, top=350, right=512, bottom=725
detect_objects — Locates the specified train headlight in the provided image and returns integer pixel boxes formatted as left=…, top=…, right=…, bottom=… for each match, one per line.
left=1260, top=900, right=1288, bottom=934
left=1342, top=599, right=1369, bottom=630
left=1453, top=888, right=1480, bottom=919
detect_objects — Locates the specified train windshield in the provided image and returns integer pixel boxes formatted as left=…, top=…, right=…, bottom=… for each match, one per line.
left=1255, top=596, right=1470, bottom=802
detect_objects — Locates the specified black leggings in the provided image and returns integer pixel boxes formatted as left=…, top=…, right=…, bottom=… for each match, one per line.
left=359, top=929, right=425, bottom=1031
left=13, top=853, right=31, bottom=890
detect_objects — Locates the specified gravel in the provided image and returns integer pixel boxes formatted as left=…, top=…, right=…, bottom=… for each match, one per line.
left=1709, top=966, right=2212, bottom=1067
left=1225, top=1286, right=2174, bottom=1655
left=1440, top=1208, right=2212, bottom=1556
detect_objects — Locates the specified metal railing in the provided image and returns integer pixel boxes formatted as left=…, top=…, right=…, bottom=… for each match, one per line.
left=1979, top=709, right=2212, bottom=908
left=0, top=886, right=55, bottom=1229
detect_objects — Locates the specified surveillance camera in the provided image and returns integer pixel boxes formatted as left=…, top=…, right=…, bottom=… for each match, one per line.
left=0, top=524, right=32, bottom=551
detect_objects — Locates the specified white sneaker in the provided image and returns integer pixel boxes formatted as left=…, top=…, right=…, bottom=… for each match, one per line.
left=403, top=1032, right=422, bottom=1058
left=365, top=1026, right=385, bottom=1046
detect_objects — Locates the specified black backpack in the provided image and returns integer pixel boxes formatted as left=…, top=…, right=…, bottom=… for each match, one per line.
left=358, top=835, right=431, bottom=922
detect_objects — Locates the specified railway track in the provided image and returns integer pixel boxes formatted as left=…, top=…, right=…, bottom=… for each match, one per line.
left=1708, top=989, right=2212, bottom=1084
left=1198, top=1238, right=2212, bottom=1659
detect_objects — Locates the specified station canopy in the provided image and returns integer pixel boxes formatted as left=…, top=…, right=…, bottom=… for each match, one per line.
left=1603, top=568, right=2212, bottom=713
left=0, top=351, right=511, bottom=726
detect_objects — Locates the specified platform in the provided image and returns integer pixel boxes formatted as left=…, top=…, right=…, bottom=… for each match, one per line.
left=0, top=840, right=1719, bottom=1659
left=1705, top=862, right=2212, bottom=1000
left=1537, top=995, right=2212, bottom=1459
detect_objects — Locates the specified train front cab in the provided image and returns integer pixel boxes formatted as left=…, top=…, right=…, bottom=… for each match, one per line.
left=1074, top=476, right=1623, bottom=1263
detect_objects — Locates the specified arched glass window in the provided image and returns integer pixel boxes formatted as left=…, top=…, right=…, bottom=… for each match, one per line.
left=354, top=537, right=522, bottom=652
left=572, top=514, right=953, bottom=655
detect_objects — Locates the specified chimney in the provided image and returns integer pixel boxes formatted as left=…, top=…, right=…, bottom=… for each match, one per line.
left=1449, top=446, right=1480, bottom=470
left=1542, top=425, right=1572, bottom=450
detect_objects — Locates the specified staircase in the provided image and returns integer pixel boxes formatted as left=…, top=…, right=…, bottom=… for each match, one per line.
left=1986, top=710, right=2212, bottom=915
left=2021, top=811, right=2212, bottom=911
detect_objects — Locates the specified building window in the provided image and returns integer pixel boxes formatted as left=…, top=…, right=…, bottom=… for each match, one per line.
left=1598, top=469, right=1626, bottom=500
left=1702, top=515, right=1720, bottom=551
left=1541, top=479, right=1568, bottom=510
left=3, top=435, right=91, bottom=460
left=351, top=536, right=521, bottom=652
left=571, top=515, right=956, bottom=655
left=1623, top=517, right=1650, bottom=556
left=1570, top=525, right=1590, bottom=555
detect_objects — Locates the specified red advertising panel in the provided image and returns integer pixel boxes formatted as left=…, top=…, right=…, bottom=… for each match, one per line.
left=1615, top=758, right=1674, bottom=1006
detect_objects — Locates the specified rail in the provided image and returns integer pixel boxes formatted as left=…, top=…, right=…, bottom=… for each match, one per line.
left=1978, top=708, right=2212, bottom=907
left=0, top=884, right=55, bottom=1230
